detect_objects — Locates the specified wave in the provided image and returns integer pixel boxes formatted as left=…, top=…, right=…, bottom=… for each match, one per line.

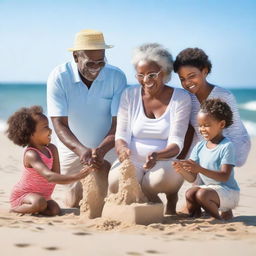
left=0, top=119, right=7, bottom=132
left=243, top=120, right=256, bottom=137
left=239, top=101, right=256, bottom=111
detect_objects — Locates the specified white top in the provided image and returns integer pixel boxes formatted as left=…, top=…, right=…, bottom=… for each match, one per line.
left=190, top=85, right=251, bottom=166
left=47, top=61, right=127, bottom=155
left=116, top=85, right=192, bottom=162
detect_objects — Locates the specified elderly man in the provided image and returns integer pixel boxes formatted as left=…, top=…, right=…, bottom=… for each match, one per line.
left=47, top=29, right=127, bottom=207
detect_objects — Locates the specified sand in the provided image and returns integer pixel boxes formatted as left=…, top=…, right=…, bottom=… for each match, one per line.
left=105, top=158, right=148, bottom=205
left=102, top=158, right=163, bottom=225
left=1, top=131, right=256, bottom=255
left=79, top=167, right=108, bottom=219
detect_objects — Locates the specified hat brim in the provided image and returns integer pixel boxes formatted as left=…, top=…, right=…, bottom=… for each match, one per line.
left=68, top=45, right=113, bottom=52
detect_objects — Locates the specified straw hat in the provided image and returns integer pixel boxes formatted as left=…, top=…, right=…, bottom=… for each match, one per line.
left=68, top=29, right=113, bottom=51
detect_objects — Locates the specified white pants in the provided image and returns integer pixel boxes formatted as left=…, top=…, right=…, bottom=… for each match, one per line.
left=108, top=159, right=184, bottom=201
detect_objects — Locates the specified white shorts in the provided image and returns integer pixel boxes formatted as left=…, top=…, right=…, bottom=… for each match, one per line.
left=198, top=184, right=240, bottom=212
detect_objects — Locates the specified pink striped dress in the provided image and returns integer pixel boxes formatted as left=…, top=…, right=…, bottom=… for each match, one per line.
left=10, top=146, right=56, bottom=208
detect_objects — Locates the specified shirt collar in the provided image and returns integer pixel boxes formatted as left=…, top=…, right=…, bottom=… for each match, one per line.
left=70, top=60, right=105, bottom=84
left=71, top=60, right=81, bottom=84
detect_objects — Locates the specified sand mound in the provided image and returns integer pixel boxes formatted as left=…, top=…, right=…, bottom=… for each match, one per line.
left=79, top=166, right=108, bottom=219
left=105, top=158, right=148, bottom=205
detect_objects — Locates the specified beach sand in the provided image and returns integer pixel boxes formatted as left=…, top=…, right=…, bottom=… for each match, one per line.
left=1, top=131, right=256, bottom=255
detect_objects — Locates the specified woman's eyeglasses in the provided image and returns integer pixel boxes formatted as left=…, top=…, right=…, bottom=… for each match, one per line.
left=135, top=70, right=161, bottom=80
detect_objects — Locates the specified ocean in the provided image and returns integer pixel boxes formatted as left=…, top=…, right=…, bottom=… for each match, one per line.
left=0, top=83, right=255, bottom=136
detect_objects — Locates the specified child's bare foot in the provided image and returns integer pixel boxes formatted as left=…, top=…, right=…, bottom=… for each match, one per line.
left=221, top=210, right=233, bottom=220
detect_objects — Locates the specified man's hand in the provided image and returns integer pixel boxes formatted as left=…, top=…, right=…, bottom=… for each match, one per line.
left=90, top=148, right=105, bottom=169
left=143, top=152, right=158, bottom=170
left=77, top=147, right=92, bottom=165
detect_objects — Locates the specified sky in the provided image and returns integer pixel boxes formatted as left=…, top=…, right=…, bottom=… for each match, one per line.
left=0, top=0, right=256, bottom=88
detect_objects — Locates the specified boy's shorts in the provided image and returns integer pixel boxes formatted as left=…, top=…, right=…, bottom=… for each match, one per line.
left=198, top=184, right=240, bottom=212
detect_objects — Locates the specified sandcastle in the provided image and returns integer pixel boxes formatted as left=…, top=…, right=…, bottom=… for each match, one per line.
left=79, top=166, right=108, bottom=219
left=102, top=158, right=164, bottom=225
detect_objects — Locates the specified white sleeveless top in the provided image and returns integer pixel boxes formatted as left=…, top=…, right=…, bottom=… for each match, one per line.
left=116, top=85, right=192, bottom=164
left=130, top=92, right=172, bottom=162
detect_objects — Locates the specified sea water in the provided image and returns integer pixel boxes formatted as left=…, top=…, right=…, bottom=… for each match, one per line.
left=0, top=83, right=255, bottom=136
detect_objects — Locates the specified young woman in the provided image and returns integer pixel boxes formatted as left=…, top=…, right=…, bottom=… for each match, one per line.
left=174, top=47, right=251, bottom=167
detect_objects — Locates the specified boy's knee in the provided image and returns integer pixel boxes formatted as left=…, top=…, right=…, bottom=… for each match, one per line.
left=195, top=189, right=208, bottom=203
left=185, top=188, right=197, bottom=202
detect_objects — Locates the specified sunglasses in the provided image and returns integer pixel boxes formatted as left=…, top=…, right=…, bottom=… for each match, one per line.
left=85, top=60, right=106, bottom=68
left=135, top=70, right=162, bottom=80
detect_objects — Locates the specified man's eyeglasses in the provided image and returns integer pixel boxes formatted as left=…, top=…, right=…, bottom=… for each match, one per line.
left=135, top=70, right=161, bottom=80
left=85, top=60, right=106, bottom=68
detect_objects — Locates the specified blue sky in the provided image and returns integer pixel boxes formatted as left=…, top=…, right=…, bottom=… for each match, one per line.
left=0, top=0, right=256, bottom=88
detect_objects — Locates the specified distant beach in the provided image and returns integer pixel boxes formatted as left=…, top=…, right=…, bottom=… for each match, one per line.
left=1, top=83, right=256, bottom=136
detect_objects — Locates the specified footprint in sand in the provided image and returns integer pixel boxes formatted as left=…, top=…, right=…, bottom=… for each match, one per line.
left=43, top=246, right=59, bottom=251
left=215, top=234, right=225, bottom=237
left=145, top=250, right=160, bottom=254
left=14, top=243, right=31, bottom=248
left=35, top=226, right=44, bottom=230
left=72, top=232, right=91, bottom=236
left=52, top=220, right=63, bottom=223
left=226, top=227, right=236, bottom=232
left=164, top=232, right=174, bottom=235
left=22, top=220, right=34, bottom=223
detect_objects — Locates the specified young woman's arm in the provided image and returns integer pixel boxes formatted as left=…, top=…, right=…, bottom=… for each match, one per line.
left=176, top=124, right=195, bottom=159
left=24, top=149, right=91, bottom=184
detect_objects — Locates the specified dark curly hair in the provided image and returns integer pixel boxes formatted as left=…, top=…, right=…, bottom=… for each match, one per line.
left=6, top=105, right=46, bottom=147
left=200, top=99, right=233, bottom=128
left=173, top=47, right=212, bottom=74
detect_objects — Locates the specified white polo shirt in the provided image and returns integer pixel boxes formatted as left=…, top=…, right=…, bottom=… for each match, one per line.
left=47, top=61, right=127, bottom=153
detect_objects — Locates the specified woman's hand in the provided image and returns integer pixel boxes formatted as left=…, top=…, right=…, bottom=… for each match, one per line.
left=117, top=146, right=131, bottom=163
left=143, top=152, right=158, bottom=170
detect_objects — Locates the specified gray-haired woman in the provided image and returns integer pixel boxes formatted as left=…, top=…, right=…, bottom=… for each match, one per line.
left=108, top=43, right=191, bottom=214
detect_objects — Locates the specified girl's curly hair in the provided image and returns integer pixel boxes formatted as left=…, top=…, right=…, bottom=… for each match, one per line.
left=200, top=99, right=233, bottom=128
left=6, top=105, right=46, bottom=147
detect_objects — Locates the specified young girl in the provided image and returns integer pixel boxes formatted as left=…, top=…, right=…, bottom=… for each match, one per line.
left=173, top=99, right=240, bottom=220
left=6, top=106, right=91, bottom=216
